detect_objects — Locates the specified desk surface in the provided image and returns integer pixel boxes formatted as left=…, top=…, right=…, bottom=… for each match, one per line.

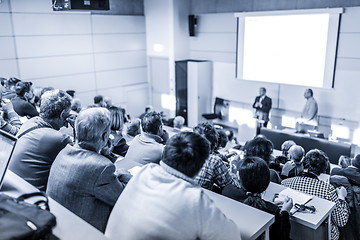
left=205, top=189, right=274, bottom=240
left=116, top=158, right=275, bottom=240
left=1, top=171, right=109, bottom=240
left=263, top=182, right=335, bottom=230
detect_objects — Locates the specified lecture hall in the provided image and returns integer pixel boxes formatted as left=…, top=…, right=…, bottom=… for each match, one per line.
left=0, top=0, right=359, bottom=240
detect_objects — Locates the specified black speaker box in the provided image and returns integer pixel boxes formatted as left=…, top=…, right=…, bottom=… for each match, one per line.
left=52, top=0, right=109, bottom=11
left=188, top=15, right=197, bottom=37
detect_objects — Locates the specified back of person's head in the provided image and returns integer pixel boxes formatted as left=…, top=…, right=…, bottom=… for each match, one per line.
left=66, top=90, right=75, bottom=98
left=288, top=145, right=305, bottom=163
left=141, top=111, right=162, bottom=135
left=307, top=88, right=313, bottom=96
left=104, top=96, right=112, bottom=108
left=15, top=81, right=32, bottom=97
left=108, top=106, right=123, bottom=131
left=162, top=132, right=210, bottom=178
left=71, top=98, right=82, bottom=113
left=244, top=137, right=274, bottom=164
left=352, top=154, right=360, bottom=169
left=217, top=129, right=228, bottom=149
left=41, top=87, right=55, bottom=97
left=40, top=89, right=72, bottom=120
left=7, top=77, right=21, bottom=87
left=193, top=122, right=218, bottom=152
left=94, top=95, right=104, bottom=104
left=303, top=149, right=329, bottom=175
left=173, top=115, right=185, bottom=129
left=75, top=107, right=111, bottom=151
left=127, top=119, right=141, bottom=137
left=281, top=140, right=296, bottom=156
left=145, top=105, right=153, bottom=113
left=238, top=156, right=270, bottom=209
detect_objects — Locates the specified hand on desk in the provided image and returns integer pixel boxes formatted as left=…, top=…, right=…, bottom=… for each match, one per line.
left=274, top=195, right=293, bottom=214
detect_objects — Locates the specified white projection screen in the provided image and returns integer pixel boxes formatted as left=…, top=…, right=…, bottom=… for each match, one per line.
left=235, top=8, right=343, bottom=88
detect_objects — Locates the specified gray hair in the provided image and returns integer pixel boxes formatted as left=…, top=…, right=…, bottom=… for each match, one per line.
left=75, top=107, right=111, bottom=149
left=40, top=89, right=71, bottom=119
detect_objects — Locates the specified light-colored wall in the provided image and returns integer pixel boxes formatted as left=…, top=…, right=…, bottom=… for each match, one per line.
left=0, top=0, right=148, bottom=117
left=189, top=8, right=360, bottom=145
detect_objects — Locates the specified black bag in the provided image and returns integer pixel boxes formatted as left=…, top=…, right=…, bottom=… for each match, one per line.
left=0, top=191, right=57, bottom=240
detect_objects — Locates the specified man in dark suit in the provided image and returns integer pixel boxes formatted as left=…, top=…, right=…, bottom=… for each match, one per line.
left=253, top=87, right=272, bottom=128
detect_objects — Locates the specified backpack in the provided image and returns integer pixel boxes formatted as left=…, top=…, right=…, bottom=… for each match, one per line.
left=0, top=191, right=57, bottom=240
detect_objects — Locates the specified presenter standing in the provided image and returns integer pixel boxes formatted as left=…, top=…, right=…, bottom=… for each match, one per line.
left=252, top=87, right=272, bottom=128
left=296, top=88, right=318, bottom=132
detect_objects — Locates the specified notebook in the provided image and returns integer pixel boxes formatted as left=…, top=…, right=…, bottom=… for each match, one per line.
left=275, top=188, right=313, bottom=214
left=0, top=129, right=17, bottom=189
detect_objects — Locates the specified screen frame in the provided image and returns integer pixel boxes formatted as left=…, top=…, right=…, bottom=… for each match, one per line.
left=234, top=8, right=343, bottom=89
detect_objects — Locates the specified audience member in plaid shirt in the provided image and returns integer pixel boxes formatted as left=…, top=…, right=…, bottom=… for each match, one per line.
left=282, top=149, right=350, bottom=240
left=193, top=122, right=239, bottom=191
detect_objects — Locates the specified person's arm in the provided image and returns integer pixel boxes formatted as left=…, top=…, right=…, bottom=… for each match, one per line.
left=308, top=102, right=317, bottom=120
left=252, top=97, right=260, bottom=109
left=94, top=164, right=125, bottom=206
left=329, top=186, right=350, bottom=227
left=281, top=161, right=296, bottom=178
left=213, top=156, right=240, bottom=188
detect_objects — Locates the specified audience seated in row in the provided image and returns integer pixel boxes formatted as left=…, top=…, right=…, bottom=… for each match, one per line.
left=280, top=145, right=305, bottom=179
left=331, top=154, right=360, bottom=240
left=0, top=99, right=21, bottom=135
left=243, top=136, right=281, bottom=183
left=193, top=122, right=240, bottom=191
left=124, top=111, right=168, bottom=165
left=47, top=107, right=130, bottom=232
left=282, top=149, right=350, bottom=240
left=105, top=132, right=241, bottom=240
left=9, top=90, right=73, bottom=191
left=11, top=81, right=39, bottom=118
left=108, top=106, right=129, bottom=157
left=222, top=156, right=292, bottom=240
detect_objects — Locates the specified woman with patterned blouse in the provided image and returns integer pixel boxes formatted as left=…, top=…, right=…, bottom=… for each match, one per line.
left=282, top=149, right=350, bottom=240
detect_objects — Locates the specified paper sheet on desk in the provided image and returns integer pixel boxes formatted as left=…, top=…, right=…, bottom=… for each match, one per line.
left=277, top=188, right=312, bottom=214
left=128, top=166, right=142, bottom=176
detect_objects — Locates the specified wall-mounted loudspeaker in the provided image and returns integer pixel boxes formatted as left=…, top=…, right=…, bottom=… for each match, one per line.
left=188, top=15, right=197, bottom=37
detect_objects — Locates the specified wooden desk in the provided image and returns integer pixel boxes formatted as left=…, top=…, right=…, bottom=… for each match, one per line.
left=263, top=182, right=335, bottom=240
left=205, top=189, right=274, bottom=240
left=1, top=171, right=109, bottom=240
left=115, top=158, right=275, bottom=240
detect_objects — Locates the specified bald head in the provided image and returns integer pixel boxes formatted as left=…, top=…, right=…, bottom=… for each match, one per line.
left=288, top=145, right=305, bottom=162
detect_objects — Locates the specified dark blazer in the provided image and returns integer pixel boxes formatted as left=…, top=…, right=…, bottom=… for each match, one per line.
left=47, top=144, right=125, bottom=232
left=331, top=167, right=360, bottom=186
left=253, top=95, right=272, bottom=122
left=11, top=95, right=39, bottom=118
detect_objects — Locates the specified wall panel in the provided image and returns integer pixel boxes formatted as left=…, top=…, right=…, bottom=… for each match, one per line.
left=93, top=34, right=146, bottom=53
left=0, top=37, right=16, bottom=59
left=18, top=54, right=94, bottom=79
left=94, top=51, right=146, bottom=71
left=0, top=59, right=18, bottom=78
left=0, top=14, right=13, bottom=35
left=31, top=73, right=97, bottom=93
left=12, top=13, right=91, bottom=36
left=95, top=67, right=147, bottom=88
left=92, top=15, right=146, bottom=34
left=15, top=35, right=93, bottom=58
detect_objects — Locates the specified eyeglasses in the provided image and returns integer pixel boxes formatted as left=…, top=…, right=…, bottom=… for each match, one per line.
left=294, top=203, right=316, bottom=213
